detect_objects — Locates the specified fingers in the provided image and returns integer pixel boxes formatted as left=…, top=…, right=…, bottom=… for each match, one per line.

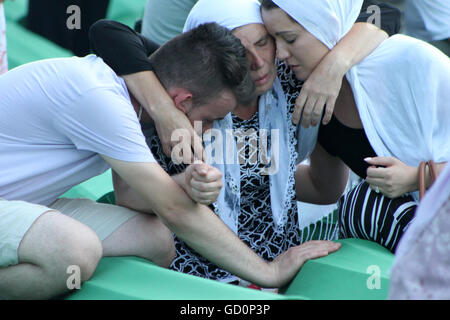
left=295, top=81, right=338, bottom=128
left=322, top=95, right=337, bottom=125
left=365, top=166, right=386, bottom=195
left=366, top=165, right=388, bottom=179
left=192, top=161, right=208, bottom=175
left=164, top=121, right=205, bottom=163
left=269, top=241, right=341, bottom=288
left=188, top=189, right=221, bottom=205
left=364, top=157, right=396, bottom=167
left=192, top=170, right=222, bottom=184
left=301, top=96, right=316, bottom=128
left=283, top=241, right=341, bottom=271
left=292, top=240, right=341, bottom=262
left=192, top=131, right=206, bottom=162
left=310, top=96, right=326, bottom=127
left=191, top=163, right=222, bottom=181
left=162, top=140, right=173, bottom=158
left=172, top=133, right=204, bottom=164
left=300, top=240, right=341, bottom=252
left=293, top=92, right=307, bottom=125
left=298, top=95, right=326, bottom=128
left=365, top=175, right=385, bottom=186
left=190, top=177, right=222, bottom=192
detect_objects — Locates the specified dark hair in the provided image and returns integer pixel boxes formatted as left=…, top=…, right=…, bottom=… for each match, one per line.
left=149, top=22, right=255, bottom=106
left=260, top=0, right=280, bottom=10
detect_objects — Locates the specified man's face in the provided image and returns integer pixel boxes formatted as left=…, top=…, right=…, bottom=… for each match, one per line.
left=185, top=89, right=238, bottom=132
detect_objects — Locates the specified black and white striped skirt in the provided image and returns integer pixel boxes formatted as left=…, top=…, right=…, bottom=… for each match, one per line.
left=338, top=181, right=417, bottom=253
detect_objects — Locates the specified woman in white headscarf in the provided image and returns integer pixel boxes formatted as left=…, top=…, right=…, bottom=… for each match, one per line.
left=261, top=0, right=450, bottom=252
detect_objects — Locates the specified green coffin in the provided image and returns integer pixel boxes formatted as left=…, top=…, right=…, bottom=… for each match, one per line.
left=60, top=170, right=113, bottom=200
left=281, top=239, right=394, bottom=300
left=62, top=239, right=393, bottom=300
left=64, top=257, right=289, bottom=300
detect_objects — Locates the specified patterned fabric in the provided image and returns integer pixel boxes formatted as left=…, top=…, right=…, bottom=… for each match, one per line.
left=0, top=3, right=8, bottom=74
left=338, top=181, right=417, bottom=253
left=231, top=111, right=301, bottom=264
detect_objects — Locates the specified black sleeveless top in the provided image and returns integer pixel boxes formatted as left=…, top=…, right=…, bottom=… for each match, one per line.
left=318, top=115, right=377, bottom=178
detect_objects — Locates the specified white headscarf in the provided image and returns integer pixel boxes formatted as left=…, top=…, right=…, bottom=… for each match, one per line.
left=185, top=0, right=298, bottom=234
left=273, top=0, right=362, bottom=50
left=183, top=0, right=263, bottom=32
left=273, top=0, right=450, bottom=200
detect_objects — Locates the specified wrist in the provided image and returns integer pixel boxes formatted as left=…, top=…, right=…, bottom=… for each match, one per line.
left=325, top=49, right=351, bottom=78
left=253, top=261, right=278, bottom=288
left=172, top=173, right=188, bottom=192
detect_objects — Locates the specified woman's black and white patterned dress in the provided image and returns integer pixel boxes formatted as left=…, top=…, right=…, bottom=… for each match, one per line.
left=143, top=62, right=306, bottom=282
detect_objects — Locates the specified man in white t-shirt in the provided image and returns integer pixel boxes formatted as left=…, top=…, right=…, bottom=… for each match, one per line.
left=0, top=23, right=340, bottom=299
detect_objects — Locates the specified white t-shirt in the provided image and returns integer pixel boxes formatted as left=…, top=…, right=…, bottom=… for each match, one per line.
left=0, top=55, right=155, bottom=205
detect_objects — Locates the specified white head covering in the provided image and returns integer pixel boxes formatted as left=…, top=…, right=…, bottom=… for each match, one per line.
left=183, top=0, right=263, bottom=32
left=273, top=0, right=450, bottom=202
left=273, top=0, right=363, bottom=49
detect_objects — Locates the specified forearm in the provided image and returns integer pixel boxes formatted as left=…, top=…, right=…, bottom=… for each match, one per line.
left=122, top=71, right=178, bottom=124
left=168, top=202, right=274, bottom=286
left=154, top=175, right=274, bottom=285
left=113, top=170, right=155, bottom=213
left=114, top=169, right=189, bottom=212
left=147, top=186, right=274, bottom=287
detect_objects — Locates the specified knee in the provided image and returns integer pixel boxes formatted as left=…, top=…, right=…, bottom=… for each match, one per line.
left=143, top=217, right=175, bottom=268
left=65, top=228, right=103, bottom=282
left=156, top=232, right=176, bottom=268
